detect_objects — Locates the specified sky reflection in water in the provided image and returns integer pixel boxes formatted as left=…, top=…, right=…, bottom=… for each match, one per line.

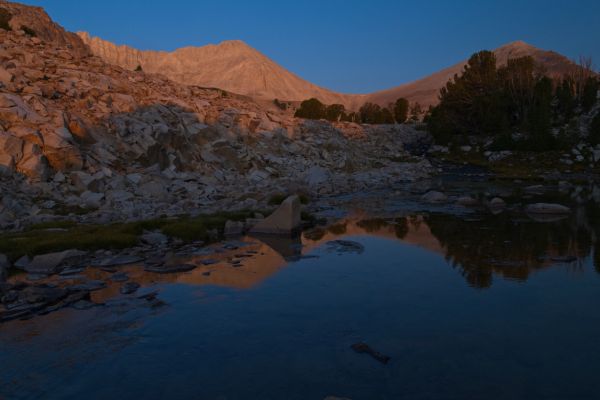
left=1, top=208, right=600, bottom=400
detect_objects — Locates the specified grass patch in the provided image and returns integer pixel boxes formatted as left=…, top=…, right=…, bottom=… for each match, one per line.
left=53, top=204, right=96, bottom=216
left=0, top=211, right=257, bottom=261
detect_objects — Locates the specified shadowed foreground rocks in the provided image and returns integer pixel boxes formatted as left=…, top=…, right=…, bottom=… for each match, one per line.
left=0, top=3, right=433, bottom=230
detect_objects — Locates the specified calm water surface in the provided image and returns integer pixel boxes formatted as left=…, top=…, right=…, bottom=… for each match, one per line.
left=1, top=198, right=600, bottom=399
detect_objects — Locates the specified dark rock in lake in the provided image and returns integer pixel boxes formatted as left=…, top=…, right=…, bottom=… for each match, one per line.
left=93, top=255, right=143, bottom=267
left=0, top=284, right=91, bottom=322
left=326, top=240, right=365, bottom=254
left=120, top=281, right=141, bottom=295
left=145, top=264, right=196, bottom=274
left=111, top=272, right=130, bottom=282
left=70, top=280, right=107, bottom=292
left=351, top=342, right=391, bottom=364
left=71, top=300, right=96, bottom=310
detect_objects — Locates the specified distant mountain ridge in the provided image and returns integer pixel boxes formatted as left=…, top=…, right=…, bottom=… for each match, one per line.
left=79, top=33, right=581, bottom=111
left=364, top=41, right=581, bottom=109
left=77, top=32, right=366, bottom=108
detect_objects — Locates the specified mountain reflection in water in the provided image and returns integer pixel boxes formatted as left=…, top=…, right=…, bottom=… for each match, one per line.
left=75, top=202, right=600, bottom=303
left=2, top=202, right=600, bottom=400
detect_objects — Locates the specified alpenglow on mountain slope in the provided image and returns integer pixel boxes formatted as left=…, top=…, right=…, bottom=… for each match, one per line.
left=77, top=32, right=366, bottom=108
left=79, top=33, right=579, bottom=110
left=364, top=40, right=581, bottom=109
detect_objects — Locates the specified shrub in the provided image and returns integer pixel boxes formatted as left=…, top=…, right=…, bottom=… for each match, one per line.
left=295, top=98, right=326, bottom=119
left=325, top=104, right=346, bottom=122
left=273, top=98, right=287, bottom=110
left=135, top=64, right=143, bottom=72
left=0, top=8, right=12, bottom=31
left=21, top=25, right=36, bottom=37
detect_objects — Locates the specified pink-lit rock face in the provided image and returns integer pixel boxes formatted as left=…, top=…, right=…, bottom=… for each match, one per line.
left=77, top=32, right=367, bottom=108
left=79, top=31, right=581, bottom=111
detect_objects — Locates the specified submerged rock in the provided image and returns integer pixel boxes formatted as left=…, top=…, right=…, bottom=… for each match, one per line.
left=326, top=240, right=365, bottom=254
left=351, top=342, right=390, bottom=364
left=489, top=197, right=506, bottom=213
left=250, top=195, right=301, bottom=235
left=120, top=281, right=141, bottom=295
left=456, top=196, right=478, bottom=207
left=526, top=203, right=571, bottom=214
left=421, top=191, right=448, bottom=204
left=145, top=264, right=196, bottom=274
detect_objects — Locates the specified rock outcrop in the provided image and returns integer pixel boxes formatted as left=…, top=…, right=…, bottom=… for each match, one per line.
left=0, top=1, right=434, bottom=230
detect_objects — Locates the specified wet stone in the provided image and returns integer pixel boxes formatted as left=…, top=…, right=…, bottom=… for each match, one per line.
left=71, top=300, right=96, bottom=310
left=70, top=280, right=107, bottom=291
left=120, top=282, right=140, bottom=295
left=111, top=272, right=130, bottom=282
left=145, top=264, right=196, bottom=274
left=326, top=240, right=365, bottom=254
left=93, top=255, right=143, bottom=267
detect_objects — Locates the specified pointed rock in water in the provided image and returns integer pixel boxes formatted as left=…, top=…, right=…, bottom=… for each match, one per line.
left=250, top=195, right=301, bottom=235
left=351, top=342, right=391, bottom=364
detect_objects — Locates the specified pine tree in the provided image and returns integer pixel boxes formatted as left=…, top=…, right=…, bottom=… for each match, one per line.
left=295, top=98, right=326, bottom=119
left=393, top=98, right=409, bottom=123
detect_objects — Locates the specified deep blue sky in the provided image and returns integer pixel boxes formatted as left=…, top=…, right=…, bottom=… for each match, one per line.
left=19, top=0, right=600, bottom=94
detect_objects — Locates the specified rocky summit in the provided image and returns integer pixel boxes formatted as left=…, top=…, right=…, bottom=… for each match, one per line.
left=0, top=0, right=431, bottom=230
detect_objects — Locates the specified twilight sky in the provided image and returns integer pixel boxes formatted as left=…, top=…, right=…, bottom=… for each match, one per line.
left=20, top=0, right=600, bottom=94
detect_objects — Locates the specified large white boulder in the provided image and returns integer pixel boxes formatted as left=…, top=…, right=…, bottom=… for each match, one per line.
left=250, top=195, right=301, bottom=235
